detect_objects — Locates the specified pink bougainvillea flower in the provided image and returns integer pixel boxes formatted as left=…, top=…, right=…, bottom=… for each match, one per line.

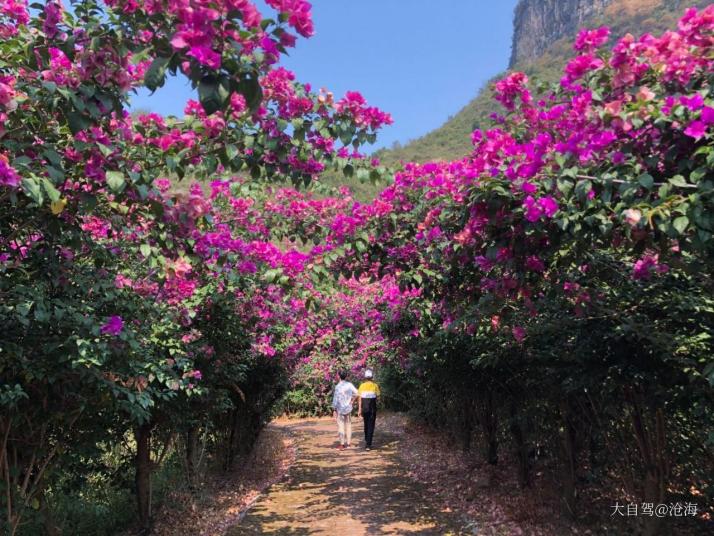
left=114, top=274, right=133, bottom=288
left=684, top=120, right=707, bottom=140
left=623, top=208, right=642, bottom=226
left=494, top=72, right=531, bottom=111
left=680, top=94, right=704, bottom=111
left=523, top=196, right=542, bottom=222
left=523, top=196, right=558, bottom=222
left=187, top=45, right=221, bottom=69
left=265, top=0, right=314, bottom=37
left=512, top=326, right=526, bottom=343
left=539, top=196, right=559, bottom=217
left=186, top=370, right=202, bottom=380
left=42, top=1, right=64, bottom=39
left=574, top=26, right=610, bottom=52
left=0, top=154, right=20, bottom=188
left=167, top=257, right=192, bottom=279
left=700, top=106, right=714, bottom=125
left=521, top=181, right=537, bottom=194
left=632, top=254, right=669, bottom=280
left=100, top=315, right=124, bottom=336
left=637, top=86, right=656, bottom=101
left=525, top=255, right=545, bottom=272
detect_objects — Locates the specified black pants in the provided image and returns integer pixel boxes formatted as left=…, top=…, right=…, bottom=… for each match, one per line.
left=362, top=411, right=377, bottom=447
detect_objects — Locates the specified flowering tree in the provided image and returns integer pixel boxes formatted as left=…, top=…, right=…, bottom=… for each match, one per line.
left=0, top=0, right=394, bottom=532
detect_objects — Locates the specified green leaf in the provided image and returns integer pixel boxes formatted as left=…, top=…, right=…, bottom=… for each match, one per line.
left=41, top=178, right=61, bottom=202
left=574, top=180, right=592, bottom=201
left=140, top=244, right=151, bottom=258
left=105, top=171, right=126, bottom=193
left=225, top=144, right=239, bottom=161
left=690, top=166, right=707, bottom=183
left=46, top=166, right=64, bottom=183
left=658, top=183, right=671, bottom=199
left=144, top=56, right=171, bottom=92
left=668, top=175, right=688, bottom=188
left=42, top=149, right=62, bottom=167
left=65, top=111, right=90, bottom=134
left=21, top=178, right=43, bottom=204
left=234, top=76, right=262, bottom=112
left=198, top=75, right=231, bottom=115
left=263, top=268, right=281, bottom=283
left=557, top=177, right=574, bottom=195
left=673, top=216, right=689, bottom=234
left=638, top=173, right=654, bottom=190
left=356, top=168, right=370, bottom=182
left=97, top=143, right=113, bottom=158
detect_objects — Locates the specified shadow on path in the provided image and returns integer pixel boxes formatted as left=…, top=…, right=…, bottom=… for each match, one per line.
left=228, top=417, right=469, bottom=535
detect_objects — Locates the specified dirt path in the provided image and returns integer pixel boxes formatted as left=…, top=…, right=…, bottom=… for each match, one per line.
left=229, top=416, right=470, bottom=535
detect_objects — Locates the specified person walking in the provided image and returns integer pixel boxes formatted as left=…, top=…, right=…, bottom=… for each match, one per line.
left=332, top=370, right=358, bottom=450
left=357, top=368, right=380, bottom=451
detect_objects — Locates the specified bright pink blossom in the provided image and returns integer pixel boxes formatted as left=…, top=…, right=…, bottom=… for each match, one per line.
left=187, top=46, right=221, bottom=69
left=0, top=154, right=20, bottom=188
left=100, top=315, right=124, bottom=336
left=684, top=120, right=707, bottom=140
left=700, top=106, right=714, bottom=125
left=633, top=254, right=670, bottom=280
left=574, top=26, right=610, bottom=52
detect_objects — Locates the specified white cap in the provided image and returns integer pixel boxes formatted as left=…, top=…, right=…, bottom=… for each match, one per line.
left=364, top=368, right=373, bottom=378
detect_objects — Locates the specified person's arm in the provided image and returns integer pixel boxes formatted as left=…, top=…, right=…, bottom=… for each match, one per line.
left=356, top=384, right=362, bottom=416
left=349, top=385, right=358, bottom=408
left=332, top=386, right=338, bottom=418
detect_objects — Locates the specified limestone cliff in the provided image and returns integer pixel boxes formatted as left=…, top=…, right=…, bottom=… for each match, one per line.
left=509, top=0, right=686, bottom=67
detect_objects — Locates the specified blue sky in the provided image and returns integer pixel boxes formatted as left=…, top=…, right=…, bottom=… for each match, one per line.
left=131, top=0, right=518, bottom=150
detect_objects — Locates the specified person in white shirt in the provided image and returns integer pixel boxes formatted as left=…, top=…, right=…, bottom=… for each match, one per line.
left=332, top=370, right=358, bottom=450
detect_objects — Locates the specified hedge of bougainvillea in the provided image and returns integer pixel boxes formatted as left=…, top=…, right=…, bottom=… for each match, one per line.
left=1, top=0, right=713, bottom=534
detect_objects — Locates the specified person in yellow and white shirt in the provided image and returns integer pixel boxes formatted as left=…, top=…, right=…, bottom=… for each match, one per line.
left=357, top=368, right=380, bottom=451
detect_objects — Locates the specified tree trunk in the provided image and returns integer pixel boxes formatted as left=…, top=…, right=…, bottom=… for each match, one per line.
left=225, top=407, right=240, bottom=471
left=476, top=391, right=499, bottom=465
left=627, top=394, right=668, bottom=536
left=40, top=491, right=60, bottom=536
left=185, top=426, right=199, bottom=490
left=509, top=404, right=531, bottom=488
left=558, top=401, right=578, bottom=518
left=134, top=423, right=153, bottom=532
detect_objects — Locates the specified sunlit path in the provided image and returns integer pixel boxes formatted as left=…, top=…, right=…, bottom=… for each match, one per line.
left=231, top=417, right=468, bottom=535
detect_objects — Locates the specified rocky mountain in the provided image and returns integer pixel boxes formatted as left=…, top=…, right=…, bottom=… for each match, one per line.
left=510, top=0, right=615, bottom=66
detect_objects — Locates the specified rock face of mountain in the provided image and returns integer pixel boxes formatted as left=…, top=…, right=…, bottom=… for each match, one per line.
left=510, top=0, right=615, bottom=66
left=509, top=0, right=686, bottom=67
